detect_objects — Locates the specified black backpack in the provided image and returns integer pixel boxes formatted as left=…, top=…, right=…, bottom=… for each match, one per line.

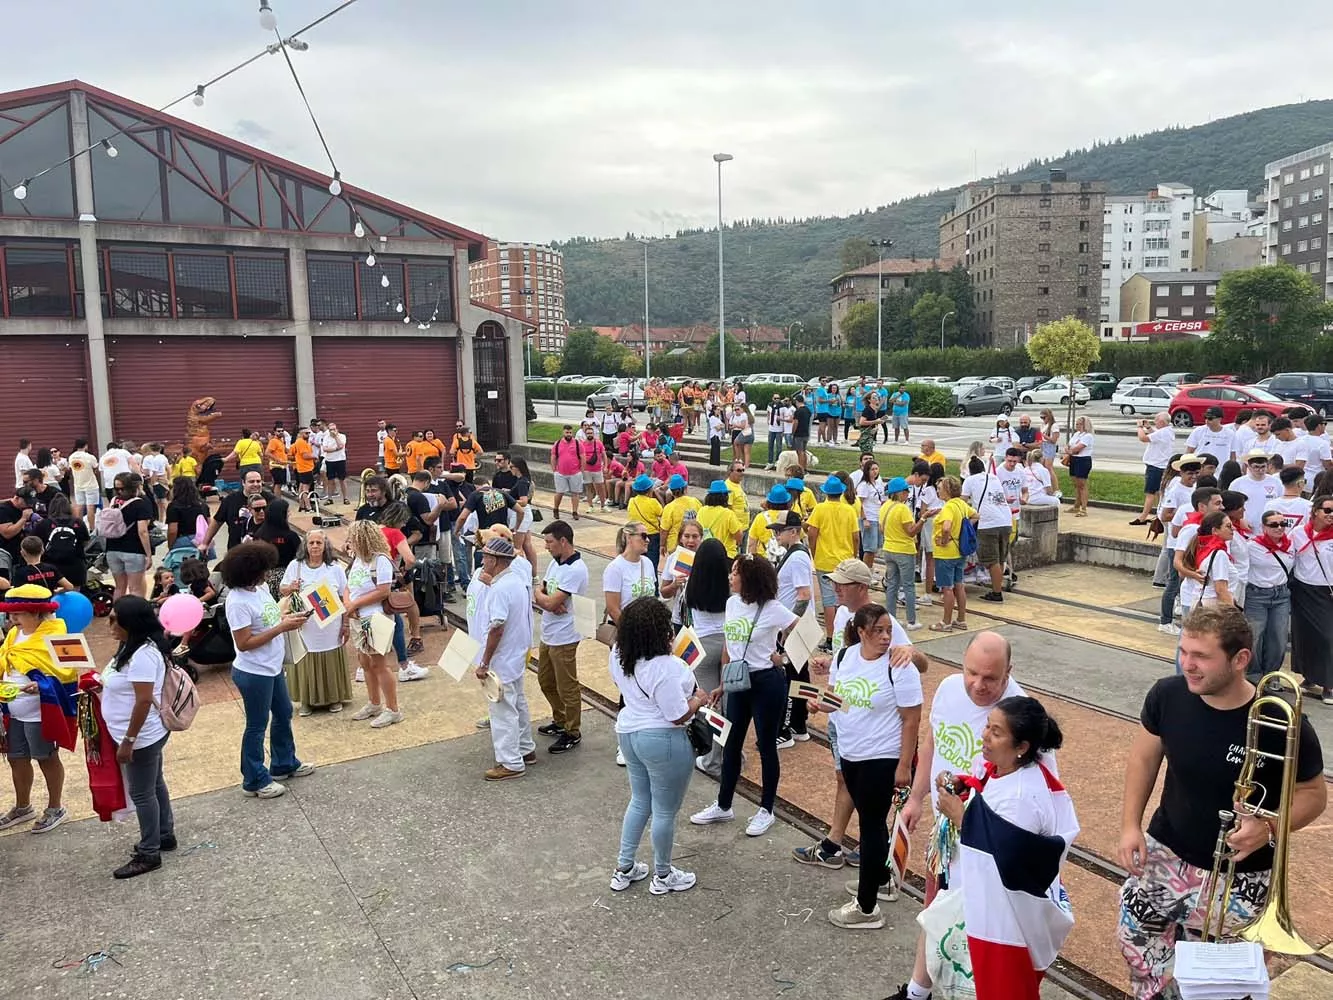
left=45, top=523, right=82, bottom=563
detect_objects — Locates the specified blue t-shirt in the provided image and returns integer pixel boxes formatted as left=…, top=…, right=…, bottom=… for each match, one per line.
left=891, top=391, right=911, bottom=416
left=814, top=388, right=830, bottom=416
left=850, top=387, right=866, bottom=414
left=843, top=394, right=858, bottom=419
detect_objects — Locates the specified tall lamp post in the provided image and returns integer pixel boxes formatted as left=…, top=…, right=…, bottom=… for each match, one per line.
left=869, top=238, right=893, bottom=377
left=637, top=239, right=651, bottom=379
left=940, top=310, right=956, bottom=350
left=786, top=320, right=804, bottom=351
left=714, top=152, right=733, bottom=381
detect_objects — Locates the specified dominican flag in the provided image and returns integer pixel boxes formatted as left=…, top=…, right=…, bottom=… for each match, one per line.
left=958, top=763, right=1078, bottom=1000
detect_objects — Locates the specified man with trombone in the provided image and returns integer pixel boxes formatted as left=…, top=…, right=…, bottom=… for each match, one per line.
left=1117, top=605, right=1326, bottom=1000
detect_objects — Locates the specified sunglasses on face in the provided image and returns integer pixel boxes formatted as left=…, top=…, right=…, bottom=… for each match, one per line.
left=1263, top=521, right=1283, bottom=529
left=1321, top=508, right=1333, bottom=515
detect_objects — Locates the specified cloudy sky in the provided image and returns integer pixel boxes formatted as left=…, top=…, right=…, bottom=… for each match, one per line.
left=8, top=1, right=1333, bottom=243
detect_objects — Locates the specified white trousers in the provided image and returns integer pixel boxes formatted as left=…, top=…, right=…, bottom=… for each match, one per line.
left=1024, top=493, right=1062, bottom=507
left=489, top=678, right=535, bottom=770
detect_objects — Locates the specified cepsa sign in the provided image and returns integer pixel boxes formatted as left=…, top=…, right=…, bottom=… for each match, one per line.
left=1135, top=320, right=1210, bottom=334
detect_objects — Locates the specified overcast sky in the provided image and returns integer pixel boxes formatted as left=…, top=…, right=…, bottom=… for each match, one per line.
left=8, top=1, right=1333, bottom=243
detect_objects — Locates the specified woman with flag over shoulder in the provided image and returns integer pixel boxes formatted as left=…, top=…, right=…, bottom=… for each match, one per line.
left=933, top=695, right=1077, bottom=1000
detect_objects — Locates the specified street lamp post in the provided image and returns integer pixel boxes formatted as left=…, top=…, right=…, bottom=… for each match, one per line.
left=714, top=152, right=733, bottom=381
left=786, top=320, right=804, bottom=351
left=940, top=310, right=956, bottom=350
left=869, top=238, right=893, bottom=378
left=638, top=239, right=651, bottom=380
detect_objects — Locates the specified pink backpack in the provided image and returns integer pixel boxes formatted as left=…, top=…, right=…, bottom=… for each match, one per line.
left=154, top=658, right=200, bottom=731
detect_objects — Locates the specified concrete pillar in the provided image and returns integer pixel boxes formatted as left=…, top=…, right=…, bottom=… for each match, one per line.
left=458, top=323, right=476, bottom=431
left=68, top=91, right=114, bottom=450
left=288, top=247, right=317, bottom=422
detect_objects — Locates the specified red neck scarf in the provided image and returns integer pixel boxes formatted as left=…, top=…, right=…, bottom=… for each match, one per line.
left=1298, top=521, right=1333, bottom=550
left=1184, top=511, right=1205, bottom=526
left=1255, top=531, right=1292, bottom=556
left=1194, top=534, right=1229, bottom=567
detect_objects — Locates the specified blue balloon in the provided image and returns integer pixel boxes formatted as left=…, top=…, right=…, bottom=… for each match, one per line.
left=53, top=591, right=94, bottom=634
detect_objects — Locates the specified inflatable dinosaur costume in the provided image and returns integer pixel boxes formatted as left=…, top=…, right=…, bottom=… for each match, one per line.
left=187, top=396, right=221, bottom=466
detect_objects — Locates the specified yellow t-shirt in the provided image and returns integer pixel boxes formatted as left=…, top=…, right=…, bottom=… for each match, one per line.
left=697, top=505, right=743, bottom=558
left=933, top=497, right=975, bottom=561
left=807, top=500, right=859, bottom=572
left=879, top=500, right=917, bottom=556
left=724, top=480, right=749, bottom=524
left=793, top=488, right=817, bottom=518
left=917, top=450, right=947, bottom=471
left=660, top=496, right=702, bottom=551
left=627, top=494, right=664, bottom=535
left=748, top=509, right=787, bottom=554
left=170, top=456, right=199, bottom=480
left=235, top=438, right=263, bottom=467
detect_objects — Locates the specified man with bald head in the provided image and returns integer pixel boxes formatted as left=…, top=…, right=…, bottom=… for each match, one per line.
left=888, top=630, right=1038, bottom=1000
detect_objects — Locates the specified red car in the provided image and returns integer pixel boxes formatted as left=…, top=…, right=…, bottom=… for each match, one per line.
left=1168, top=384, right=1314, bottom=428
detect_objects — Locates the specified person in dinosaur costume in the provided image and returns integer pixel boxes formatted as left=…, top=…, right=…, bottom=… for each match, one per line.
left=186, top=396, right=222, bottom=467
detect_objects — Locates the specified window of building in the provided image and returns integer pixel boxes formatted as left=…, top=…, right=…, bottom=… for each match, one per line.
left=1284, top=197, right=1294, bottom=209
left=1300, top=192, right=1311, bottom=205
left=1100, top=296, right=1111, bottom=307
left=1039, top=197, right=1051, bottom=208
left=1299, top=216, right=1310, bottom=228
left=1314, top=212, right=1325, bottom=225
left=1206, top=305, right=1216, bottom=315
left=1079, top=220, right=1090, bottom=231
left=1285, top=173, right=1295, bottom=183
left=1103, top=223, right=1112, bottom=234
left=2, top=244, right=76, bottom=317
left=1301, top=168, right=1312, bottom=180
left=232, top=256, right=291, bottom=320
left=1102, top=261, right=1111, bottom=270
left=172, top=252, right=232, bottom=319
left=1037, top=264, right=1050, bottom=274
left=1283, top=219, right=1293, bottom=231
left=1181, top=231, right=1190, bottom=240
left=1036, top=307, right=1049, bottom=319
left=1078, top=262, right=1089, bottom=275
left=1076, top=306, right=1088, bottom=319
left=1180, top=250, right=1189, bottom=259
left=1079, top=197, right=1090, bottom=209
left=1181, top=212, right=1190, bottom=221
left=1181, top=306, right=1194, bottom=317
left=1155, top=306, right=1169, bottom=317
left=1282, top=243, right=1292, bottom=254
left=1298, top=240, right=1309, bottom=252
left=1313, top=237, right=1324, bottom=249
left=1315, top=188, right=1326, bottom=201
left=1312, top=260, right=1323, bottom=273
left=1079, top=242, right=1090, bottom=253
left=1037, top=286, right=1050, bottom=296
left=1154, top=286, right=1169, bottom=296
left=1038, top=220, right=1051, bottom=231
left=1316, top=163, right=1327, bottom=176
left=1205, top=284, right=1217, bottom=295
left=1077, top=285, right=1088, bottom=298
left=1038, top=242, right=1050, bottom=252
left=0, top=102, right=76, bottom=219
left=1180, top=285, right=1194, bottom=296
left=107, top=248, right=173, bottom=318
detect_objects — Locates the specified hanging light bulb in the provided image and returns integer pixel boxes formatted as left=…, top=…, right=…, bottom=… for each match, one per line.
left=259, top=1, right=277, bottom=31
left=101, top=138, right=118, bottom=158
left=365, top=253, right=376, bottom=267
left=395, top=302, right=404, bottom=314
left=380, top=274, right=390, bottom=289
left=193, top=85, right=206, bottom=107
left=353, top=220, right=365, bottom=239
left=13, top=182, right=28, bottom=201
left=418, top=322, right=429, bottom=331
left=402, top=315, right=411, bottom=324
left=328, top=171, right=342, bottom=197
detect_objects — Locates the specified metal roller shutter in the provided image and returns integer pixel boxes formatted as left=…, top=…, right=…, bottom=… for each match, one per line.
left=312, top=336, right=460, bottom=473
left=106, top=335, right=297, bottom=449
left=0, top=335, right=93, bottom=459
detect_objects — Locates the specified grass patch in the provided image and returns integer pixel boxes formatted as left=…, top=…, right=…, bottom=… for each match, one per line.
left=524, top=421, right=1144, bottom=505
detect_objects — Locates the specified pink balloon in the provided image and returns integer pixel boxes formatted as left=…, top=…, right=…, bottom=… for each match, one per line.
left=159, top=593, right=204, bottom=635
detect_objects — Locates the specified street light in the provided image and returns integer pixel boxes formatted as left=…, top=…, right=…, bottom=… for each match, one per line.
left=940, top=310, right=956, bottom=350
left=714, top=152, right=733, bottom=381
left=786, top=320, right=804, bottom=351
left=637, top=239, right=651, bottom=379
left=869, top=238, right=893, bottom=377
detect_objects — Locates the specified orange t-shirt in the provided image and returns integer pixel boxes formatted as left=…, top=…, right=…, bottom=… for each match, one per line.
left=291, top=438, right=315, bottom=474
left=384, top=437, right=401, bottom=471
left=405, top=440, right=434, bottom=474
left=265, top=437, right=288, bottom=466
left=449, top=433, right=481, bottom=470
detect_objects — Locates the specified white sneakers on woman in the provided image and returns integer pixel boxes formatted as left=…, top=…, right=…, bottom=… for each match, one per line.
left=689, top=802, right=734, bottom=825
left=746, top=808, right=776, bottom=836
left=369, top=709, right=404, bottom=729
left=610, top=861, right=649, bottom=891
left=649, top=867, right=697, bottom=894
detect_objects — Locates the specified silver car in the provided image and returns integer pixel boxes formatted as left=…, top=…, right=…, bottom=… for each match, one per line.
left=586, top=378, right=646, bottom=411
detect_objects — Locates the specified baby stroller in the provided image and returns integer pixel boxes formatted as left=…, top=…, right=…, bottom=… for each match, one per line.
left=80, top=535, right=115, bottom=617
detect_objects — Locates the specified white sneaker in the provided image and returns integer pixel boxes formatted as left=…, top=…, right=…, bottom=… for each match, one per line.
left=350, top=702, right=382, bottom=721
left=689, top=802, right=735, bottom=826
left=243, top=781, right=286, bottom=799
left=905, top=621, right=923, bottom=631
left=746, top=808, right=776, bottom=837
left=610, top=860, right=650, bottom=891
left=615, top=747, right=626, bottom=767
left=1157, top=623, right=1181, bottom=636
left=918, top=594, right=933, bottom=606
left=827, top=898, right=884, bottom=929
left=475, top=717, right=491, bottom=729
left=398, top=662, right=430, bottom=682
left=369, top=709, right=404, bottom=729
left=354, top=666, right=364, bottom=683
left=649, top=867, right=697, bottom=895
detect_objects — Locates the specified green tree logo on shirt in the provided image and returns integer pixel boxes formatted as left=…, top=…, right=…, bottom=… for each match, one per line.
left=723, top=615, right=754, bottom=644
left=834, top=676, right=879, bottom=709
left=259, top=594, right=281, bottom=628
left=935, top=721, right=981, bottom=771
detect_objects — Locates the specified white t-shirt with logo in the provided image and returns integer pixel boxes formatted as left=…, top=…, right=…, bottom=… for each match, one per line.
left=927, top=673, right=1028, bottom=812
left=1231, top=474, right=1283, bottom=528
left=1265, top=495, right=1312, bottom=535
left=1274, top=436, right=1310, bottom=470
left=1186, top=425, right=1235, bottom=460
left=348, top=554, right=394, bottom=603
left=279, top=560, right=348, bottom=653
left=775, top=546, right=814, bottom=609
left=722, top=596, right=797, bottom=671
left=963, top=469, right=1018, bottom=530
left=68, top=450, right=99, bottom=493
left=611, top=649, right=693, bottom=734
left=100, top=644, right=168, bottom=748
left=98, top=448, right=133, bottom=490
left=602, top=555, right=657, bottom=611
left=225, top=586, right=286, bottom=677
left=827, top=642, right=923, bottom=762
left=1142, top=426, right=1176, bottom=469
left=485, top=570, right=533, bottom=683
left=322, top=432, right=348, bottom=463
left=540, top=554, right=589, bottom=647
left=465, top=577, right=491, bottom=663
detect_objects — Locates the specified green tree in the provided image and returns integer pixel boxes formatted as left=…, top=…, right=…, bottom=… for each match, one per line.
left=542, top=354, right=562, bottom=377
left=791, top=315, right=832, bottom=350
left=620, top=352, right=644, bottom=376
left=561, top=328, right=604, bottom=375
left=1212, top=263, right=1332, bottom=377
left=1026, top=316, right=1101, bottom=431
left=593, top=333, right=633, bottom=375
left=944, top=263, right=978, bottom=346
left=910, top=291, right=958, bottom=349
left=839, top=300, right=879, bottom=350
left=838, top=237, right=878, bottom=273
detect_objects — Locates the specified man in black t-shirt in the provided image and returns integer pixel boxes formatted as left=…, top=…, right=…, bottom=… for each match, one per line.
left=1117, top=605, right=1325, bottom=1000
left=199, top=470, right=275, bottom=552
left=464, top=477, right=515, bottom=531
left=491, top=453, right=518, bottom=493
left=791, top=395, right=813, bottom=471
left=355, top=477, right=389, bottom=523
left=0, top=489, right=37, bottom=578
left=22, top=469, right=60, bottom=516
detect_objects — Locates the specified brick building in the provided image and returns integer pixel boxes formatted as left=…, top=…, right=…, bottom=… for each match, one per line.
left=1263, top=141, right=1332, bottom=297
left=827, top=258, right=953, bottom=348
left=468, top=241, right=567, bottom=352
left=939, top=170, right=1106, bottom=347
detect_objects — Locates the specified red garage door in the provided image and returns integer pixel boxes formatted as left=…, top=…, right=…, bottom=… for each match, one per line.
left=0, top=335, right=93, bottom=460
left=106, top=335, right=297, bottom=449
left=313, top=336, right=459, bottom=472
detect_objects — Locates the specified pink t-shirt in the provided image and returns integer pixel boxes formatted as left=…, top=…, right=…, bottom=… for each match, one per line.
left=608, top=459, right=627, bottom=480
left=616, top=431, right=635, bottom=456
left=667, top=460, right=688, bottom=481
left=652, top=458, right=672, bottom=481
left=642, top=431, right=659, bottom=449
left=550, top=437, right=584, bottom=476
left=582, top=437, right=606, bottom=472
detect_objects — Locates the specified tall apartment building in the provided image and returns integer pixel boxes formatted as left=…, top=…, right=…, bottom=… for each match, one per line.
left=827, top=258, right=955, bottom=348
left=468, top=241, right=568, bottom=351
left=1100, top=183, right=1195, bottom=323
left=939, top=171, right=1105, bottom=347
left=1263, top=142, right=1333, bottom=298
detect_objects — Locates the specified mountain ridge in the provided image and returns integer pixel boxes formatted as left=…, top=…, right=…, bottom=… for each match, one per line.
left=559, top=99, right=1333, bottom=331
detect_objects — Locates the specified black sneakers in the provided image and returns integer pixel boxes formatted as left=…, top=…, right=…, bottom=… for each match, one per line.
left=113, top=852, right=162, bottom=880
left=537, top=722, right=565, bottom=737
left=160, top=834, right=178, bottom=852
left=548, top=732, right=582, bottom=754
left=981, top=591, right=1003, bottom=603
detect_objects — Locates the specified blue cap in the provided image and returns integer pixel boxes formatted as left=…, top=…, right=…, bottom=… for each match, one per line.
left=785, top=477, right=805, bottom=492
left=886, top=476, right=908, bottom=493
left=708, top=479, right=729, bottom=495
left=668, top=474, right=687, bottom=490
left=766, top=485, right=791, bottom=505
left=821, top=476, right=846, bottom=496
left=632, top=474, right=654, bottom=492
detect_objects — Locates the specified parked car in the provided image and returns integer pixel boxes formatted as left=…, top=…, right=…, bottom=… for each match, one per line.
left=955, top=376, right=984, bottom=386
left=1156, top=372, right=1203, bottom=387
left=1079, top=372, right=1119, bottom=400
left=1200, top=374, right=1245, bottom=384
left=1254, top=377, right=1273, bottom=391
left=1264, top=372, right=1333, bottom=417
left=950, top=383, right=1013, bottom=417
left=1168, top=384, right=1314, bottom=428
left=587, top=378, right=646, bottom=411
left=905, top=375, right=953, bottom=385
left=743, top=372, right=804, bottom=386
left=983, top=376, right=1016, bottom=394
left=1112, top=383, right=1174, bottom=415
left=1014, top=376, right=1046, bottom=393
left=1018, top=378, right=1090, bottom=406
left=1116, top=376, right=1153, bottom=390
left=556, top=374, right=588, bottom=383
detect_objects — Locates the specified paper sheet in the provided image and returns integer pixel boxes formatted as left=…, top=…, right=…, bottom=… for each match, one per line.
left=571, top=594, right=598, bottom=640
left=351, top=613, right=395, bottom=656
left=44, top=633, right=96, bottom=673
left=783, top=627, right=820, bottom=672
left=438, top=629, right=482, bottom=682
left=285, top=628, right=307, bottom=666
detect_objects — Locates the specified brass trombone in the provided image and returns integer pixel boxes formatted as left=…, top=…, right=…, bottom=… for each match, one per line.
left=1197, top=670, right=1312, bottom=955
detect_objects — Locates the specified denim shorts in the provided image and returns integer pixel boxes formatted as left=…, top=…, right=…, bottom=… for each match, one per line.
left=861, top=522, right=883, bottom=552
left=106, top=550, right=150, bottom=574
left=893, top=413, right=909, bottom=429
left=5, top=719, right=56, bottom=760
left=935, top=557, right=965, bottom=588
left=818, top=573, right=838, bottom=609
left=826, top=715, right=841, bottom=772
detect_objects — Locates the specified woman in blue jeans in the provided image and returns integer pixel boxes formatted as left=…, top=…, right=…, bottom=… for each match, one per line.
left=608, top=597, right=712, bottom=895
left=1243, top=513, right=1293, bottom=680
left=220, top=541, right=314, bottom=799
left=691, top=554, right=798, bottom=836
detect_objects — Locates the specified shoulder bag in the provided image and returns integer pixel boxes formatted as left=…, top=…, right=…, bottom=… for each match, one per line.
left=721, top=600, right=765, bottom=694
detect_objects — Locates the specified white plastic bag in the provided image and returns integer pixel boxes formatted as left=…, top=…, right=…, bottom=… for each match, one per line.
left=916, top=887, right=975, bottom=1000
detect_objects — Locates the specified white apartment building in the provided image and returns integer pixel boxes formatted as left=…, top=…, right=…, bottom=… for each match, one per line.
left=1263, top=141, right=1333, bottom=299
left=468, top=241, right=569, bottom=351
left=1100, top=183, right=1195, bottom=323
left=1195, top=189, right=1255, bottom=242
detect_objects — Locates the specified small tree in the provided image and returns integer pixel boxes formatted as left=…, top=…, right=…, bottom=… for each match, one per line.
left=1212, top=263, right=1332, bottom=377
left=1026, top=316, right=1101, bottom=434
left=839, top=300, right=878, bottom=350
left=838, top=237, right=878, bottom=273
left=910, top=291, right=957, bottom=349
left=542, top=355, right=561, bottom=377
left=620, top=352, right=644, bottom=376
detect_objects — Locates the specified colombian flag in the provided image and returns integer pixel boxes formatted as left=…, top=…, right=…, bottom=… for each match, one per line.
left=304, top=580, right=342, bottom=625
left=672, top=547, right=695, bottom=577
left=672, top=626, right=703, bottom=667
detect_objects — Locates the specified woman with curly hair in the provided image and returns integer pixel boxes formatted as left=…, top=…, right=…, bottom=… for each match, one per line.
left=608, top=596, right=711, bottom=895
left=344, top=520, right=403, bottom=727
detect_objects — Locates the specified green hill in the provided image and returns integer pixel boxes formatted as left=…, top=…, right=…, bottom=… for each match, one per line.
left=559, top=100, right=1333, bottom=331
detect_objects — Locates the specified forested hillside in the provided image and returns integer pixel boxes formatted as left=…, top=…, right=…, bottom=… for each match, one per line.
left=559, top=100, right=1333, bottom=330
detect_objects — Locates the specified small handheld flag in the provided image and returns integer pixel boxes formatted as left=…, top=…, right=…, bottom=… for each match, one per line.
left=672, top=626, right=704, bottom=667
left=300, top=580, right=346, bottom=629
left=700, top=705, right=732, bottom=746
left=44, top=634, right=95, bottom=672
left=789, top=680, right=824, bottom=702
left=672, top=547, right=695, bottom=577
